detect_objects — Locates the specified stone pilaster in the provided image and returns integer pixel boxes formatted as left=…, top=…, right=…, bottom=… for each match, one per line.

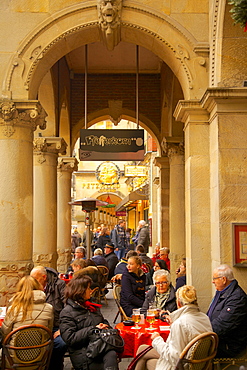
left=174, top=100, right=211, bottom=312
left=0, top=99, right=47, bottom=305
left=163, top=138, right=185, bottom=283
left=33, top=137, right=67, bottom=269
left=153, top=156, right=170, bottom=249
left=57, top=157, right=78, bottom=273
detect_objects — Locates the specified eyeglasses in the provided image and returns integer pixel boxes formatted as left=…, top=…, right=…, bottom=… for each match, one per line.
left=212, top=276, right=222, bottom=280
left=155, top=281, right=168, bottom=285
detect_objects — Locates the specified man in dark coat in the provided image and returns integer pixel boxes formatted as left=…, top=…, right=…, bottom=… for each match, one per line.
left=136, top=244, right=153, bottom=271
left=137, top=220, right=150, bottom=253
left=104, top=242, right=119, bottom=279
left=207, top=264, right=247, bottom=357
left=31, top=266, right=67, bottom=370
left=110, top=219, right=127, bottom=260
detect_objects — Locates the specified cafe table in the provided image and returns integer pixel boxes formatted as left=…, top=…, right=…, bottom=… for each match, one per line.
left=115, top=319, right=170, bottom=358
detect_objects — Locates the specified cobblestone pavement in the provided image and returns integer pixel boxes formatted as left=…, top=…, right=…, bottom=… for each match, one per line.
left=64, top=289, right=133, bottom=370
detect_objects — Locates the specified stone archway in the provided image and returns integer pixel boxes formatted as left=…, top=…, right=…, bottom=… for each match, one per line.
left=4, top=2, right=209, bottom=102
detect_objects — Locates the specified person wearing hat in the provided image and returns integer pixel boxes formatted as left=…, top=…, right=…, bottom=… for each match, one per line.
left=104, top=242, right=119, bottom=280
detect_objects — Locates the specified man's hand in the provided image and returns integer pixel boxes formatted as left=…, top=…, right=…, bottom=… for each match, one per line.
left=151, top=332, right=160, bottom=341
left=53, top=329, right=60, bottom=339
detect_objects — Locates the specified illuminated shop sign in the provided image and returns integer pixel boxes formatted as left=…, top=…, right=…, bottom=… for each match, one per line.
left=125, top=165, right=147, bottom=177
left=80, top=129, right=144, bottom=161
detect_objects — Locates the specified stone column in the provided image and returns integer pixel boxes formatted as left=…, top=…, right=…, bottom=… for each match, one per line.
left=33, top=137, right=67, bottom=269
left=174, top=100, right=210, bottom=312
left=0, top=100, right=46, bottom=305
left=153, top=156, right=170, bottom=249
left=57, top=157, right=78, bottom=273
left=163, top=138, right=185, bottom=282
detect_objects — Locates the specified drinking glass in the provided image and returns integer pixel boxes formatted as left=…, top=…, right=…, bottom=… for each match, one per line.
left=131, top=308, right=141, bottom=329
left=146, top=309, right=156, bottom=330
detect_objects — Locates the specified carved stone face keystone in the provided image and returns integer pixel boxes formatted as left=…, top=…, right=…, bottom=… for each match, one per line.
left=99, top=0, right=119, bottom=24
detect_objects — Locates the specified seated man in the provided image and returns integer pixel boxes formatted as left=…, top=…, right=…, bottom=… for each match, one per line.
left=91, top=248, right=108, bottom=267
left=104, top=242, right=119, bottom=280
left=207, top=264, right=247, bottom=358
left=67, top=246, right=86, bottom=273
left=30, top=266, right=67, bottom=370
left=159, top=247, right=170, bottom=270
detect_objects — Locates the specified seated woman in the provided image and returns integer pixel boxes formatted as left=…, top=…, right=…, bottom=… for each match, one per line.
left=120, top=255, right=146, bottom=317
left=1, top=275, right=53, bottom=337
left=135, top=285, right=212, bottom=370
left=175, top=258, right=186, bottom=291
left=141, top=270, right=177, bottom=315
left=146, top=259, right=169, bottom=291
left=59, top=274, right=119, bottom=370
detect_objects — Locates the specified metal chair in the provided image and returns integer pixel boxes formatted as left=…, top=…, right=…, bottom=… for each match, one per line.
left=113, top=284, right=130, bottom=322
left=213, top=346, right=247, bottom=370
left=175, top=331, right=218, bottom=370
left=1, top=324, right=53, bottom=370
left=97, top=265, right=109, bottom=305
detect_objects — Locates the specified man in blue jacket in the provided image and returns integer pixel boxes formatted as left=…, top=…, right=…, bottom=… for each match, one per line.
left=207, top=264, right=247, bottom=357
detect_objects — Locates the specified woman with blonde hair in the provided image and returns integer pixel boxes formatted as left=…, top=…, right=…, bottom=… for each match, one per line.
left=135, top=285, right=212, bottom=370
left=1, top=275, right=53, bottom=337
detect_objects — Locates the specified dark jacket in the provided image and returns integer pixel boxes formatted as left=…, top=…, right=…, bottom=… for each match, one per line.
left=120, top=270, right=146, bottom=317
left=96, top=234, right=111, bottom=252
left=104, top=251, right=119, bottom=279
left=137, top=226, right=150, bottom=253
left=60, top=298, right=109, bottom=370
left=145, top=269, right=154, bottom=290
left=114, top=258, right=128, bottom=275
left=111, top=225, right=127, bottom=250
left=139, top=253, right=153, bottom=270
left=75, top=266, right=107, bottom=290
left=91, top=255, right=108, bottom=267
left=208, top=279, right=247, bottom=357
left=45, top=267, right=66, bottom=328
left=140, top=285, right=177, bottom=315
left=175, top=275, right=186, bottom=291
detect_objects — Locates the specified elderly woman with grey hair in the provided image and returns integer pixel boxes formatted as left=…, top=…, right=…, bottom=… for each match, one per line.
left=141, top=269, right=177, bottom=315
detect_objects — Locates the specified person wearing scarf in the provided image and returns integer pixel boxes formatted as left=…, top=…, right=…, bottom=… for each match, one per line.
left=60, top=274, right=119, bottom=370
left=141, top=270, right=177, bottom=315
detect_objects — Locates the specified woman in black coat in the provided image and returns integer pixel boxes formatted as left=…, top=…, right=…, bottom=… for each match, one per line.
left=96, top=227, right=111, bottom=252
left=120, top=256, right=146, bottom=317
left=60, top=275, right=118, bottom=370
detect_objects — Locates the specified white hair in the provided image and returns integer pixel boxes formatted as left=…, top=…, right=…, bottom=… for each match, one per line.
left=153, top=269, right=171, bottom=284
left=94, top=248, right=103, bottom=255
left=214, top=264, right=234, bottom=281
left=139, top=220, right=146, bottom=227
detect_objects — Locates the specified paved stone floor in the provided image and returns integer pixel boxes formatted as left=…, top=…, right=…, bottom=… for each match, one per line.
left=64, top=289, right=133, bottom=370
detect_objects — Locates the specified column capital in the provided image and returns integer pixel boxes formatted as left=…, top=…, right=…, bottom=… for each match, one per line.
left=174, top=99, right=209, bottom=127
left=33, top=137, right=67, bottom=154
left=57, top=156, right=79, bottom=172
left=153, top=156, right=169, bottom=169
left=161, top=137, right=184, bottom=158
left=0, top=100, right=47, bottom=137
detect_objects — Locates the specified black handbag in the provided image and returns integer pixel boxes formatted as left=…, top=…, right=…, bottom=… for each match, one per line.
left=87, top=328, right=124, bottom=358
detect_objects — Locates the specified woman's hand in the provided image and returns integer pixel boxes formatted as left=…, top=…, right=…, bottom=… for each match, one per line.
left=161, top=310, right=172, bottom=325
left=96, top=323, right=108, bottom=329
left=151, top=332, right=160, bottom=340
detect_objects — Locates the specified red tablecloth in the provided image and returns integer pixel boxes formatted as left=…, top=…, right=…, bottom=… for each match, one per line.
left=115, top=319, right=170, bottom=358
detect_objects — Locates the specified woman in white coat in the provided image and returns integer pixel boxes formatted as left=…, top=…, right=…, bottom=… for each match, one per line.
left=135, top=285, right=212, bottom=370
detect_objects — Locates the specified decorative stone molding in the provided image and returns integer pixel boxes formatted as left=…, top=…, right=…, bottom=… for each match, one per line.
left=161, top=137, right=184, bottom=158
left=0, top=100, right=47, bottom=137
left=57, top=156, right=78, bottom=173
left=33, top=137, right=67, bottom=164
left=33, top=252, right=58, bottom=267
left=97, top=0, right=122, bottom=51
left=153, top=156, right=169, bottom=169
left=0, top=261, right=33, bottom=306
left=57, top=249, right=73, bottom=274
